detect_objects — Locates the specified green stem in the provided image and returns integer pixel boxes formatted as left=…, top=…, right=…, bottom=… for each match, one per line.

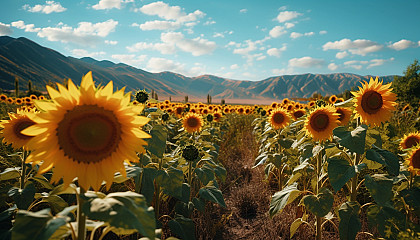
left=20, top=150, right=28, bottom=189
left=155, top=157, right=163, bottom=219
left=350, top=153, right=360, bottom=202
left=278, top=167, right=283, bottom=191
left=135, top=162, right=143, bottom=194
left=316, top=152, right=322, bottom=240
left=77, top=187, right=86, bottom=240
left=409, top=171, right=414, bottom=189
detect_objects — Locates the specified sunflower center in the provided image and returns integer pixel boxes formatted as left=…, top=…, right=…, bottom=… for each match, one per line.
left=405, top=136, right=420, bottom=149
left=14, top=118, right=36, bottom=140
left=361, top=90, right=383, bottom=114
left=186, top=117, right=199, bottom=128
left=294, top=111, right=304, bottom=119
left=273, top=112, right=285, bottom=124
left=412, top=150, right=420, bottom=169
left=57, top=105, right=121, bottom=164
left=310, top=112, right=329, bottom=131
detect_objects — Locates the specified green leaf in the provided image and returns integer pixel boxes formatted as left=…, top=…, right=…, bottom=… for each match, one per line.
left=401, top=187, right=420, bottom=216
left=29, top=175, right=53, bottom=190
left=83, top=191, right=155, bottom=239
left=180, top=183, right=191, bottom=204
left=366, top=204, right=405, bottom=236
left=174, top=201, right=194, bottom=218
left=302, top=187, right=334, bottom=217
left=333, top=125, right=368, bottom=154
left=45, top=195, right=68, bottom=214
left=156, top=167, right=184, bottom=199
left=12, top=209, right=67, bottom=240
left=194, top=165, right=215, bottom=186
left=0, top=168, right=20, bottom=181
left=338, top=201, right=361, bottom=240
left=213, top=165, right=226, bottom=183
left=364, top=174, right=393, bottom=206
left=366, top=145, right=400, bottom=176
left=141, top=167, right=158, bottom=204
left=168, top=215, right=195, bottom=240
left=8, top=183, right=36, bottom=209
left=269, top=183, right=302, bottom=217
left=49, top=184, right=77, bottom=196
left=0, top=206, right=16, bottom=240
left=198, top=186, right=226, bottom=208
left=192, top=197, right=206, bottom=212
left=278, top=137, right=294, bottom=149
left=290, top=216, right=306, bottom=238
left=328, top=157, right=366, bottom=193
left=145, top=125, right=167, bottom=158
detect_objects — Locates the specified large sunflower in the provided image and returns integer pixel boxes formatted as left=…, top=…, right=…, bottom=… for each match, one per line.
left=22, top=72, right=151, bottom=191
left=0, top=108, right=36, bottom=150
left=269, top=108, right=291, bottom=129
left=182, top=112, right=203, bottom=133
left=304, top=105, right=339, bottom=142
left=400, top=132, right=420, bottom=150
left=336, top=107, right=353, bottom=126
left=352, top=77, right=397, bottom=126
left=406, top=145, right=420, bottom=175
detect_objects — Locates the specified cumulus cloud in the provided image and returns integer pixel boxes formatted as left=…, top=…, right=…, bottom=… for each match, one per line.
left=111, top=54, right=147, bottom=67
left=23, top=1, right=66, bottom=14
left=0, top=22, right=13, bottom=35
left=269, top=26, right=286, bottom=38
left=328, top=63, right=338, bottom=71
left=138, top=20, right=181, bottom=30
left=290, top=31, right=314, bottom=39
left=284, top=23, right=295, bottom=29
left=105, top=40, right=118, bottom=45
left=11, top=20, right=41, bottom=32
left=71, top=49, right=106, bottom=58
left=146, top=57, right=191, bottom=75
left=388, top=39, right=418, bottom=50
left=322, top=38, right=383, bottom=56
left=335, top=51, right=348, bottom=59
left=289, top=56, right=325, bottom=68
left=276, top=11, right=302, bottom=23
left=233, top=40, right=257, bottom=55
left=267, top=45, right=287, bottom=57
left=93, top=0, right=125, bottom=10
left=343, top=58, right=394, bottom=70
left=230, top=64, right=239, bottom=70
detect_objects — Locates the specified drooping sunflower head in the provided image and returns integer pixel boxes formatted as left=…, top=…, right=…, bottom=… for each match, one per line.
left=182, top=145, right=200, bottom=162
left=336, top=107, right=353, bottom=126
left=400, top=132, right=420, bottom=150
left=405, top=145, right=420, bottom=175
left=352, top=77, right=397, bottom=126
left=269, top=108, right=291, bottom=130
left=0, top=108, right=36, bottom=150
left=22, top=72, right=151, bottom=191
left=182, top=112, right=203, bottom=133
left=304, top=105, right=340, bottom=142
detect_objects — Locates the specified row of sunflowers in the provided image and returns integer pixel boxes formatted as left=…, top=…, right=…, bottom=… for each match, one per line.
left=0, top=72, right=419, bottom=239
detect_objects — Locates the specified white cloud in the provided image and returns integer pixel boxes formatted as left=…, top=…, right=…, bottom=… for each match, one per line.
left=23, top=1, right=66, bottom=14
left=146, top=57, right=186, bottom=74
left=284, top=23, right=295, bottom=29
left=11, top=20, right=41, bottom=32
left=322, top=38, right=383, bottom=56
left=290, top=31, right=314, bottom=39
left=105, top=40, right=118, bottom=45
left=328, top=63, right=338, bottom=71
left=240, top=9, right=247, bottom=13
left=138, top=20, right=181, bottom=30
left=111, top=54, right=147, bottom=67
left=233, top=40, right=257, bottom=55
left=367, top=58, right=394, bottom=68
left=267, top=45, right=287, bottom=57
left=289, top=56, right=325, bottom=68
left=276, top=11, right=302, bottom=23
left=319, top=30, right=327, bottom=35
left=230, top=64, right=239, bottom=70
left=127, top=41, right=176, bottom=54
left=34, top=20, right=118, bottom=46
left=0, top=22, right=12, bottom=35
left=93, top=0, right=122, bottom=10
left=342, top=58, right=394, bottom=70
left=388, top=39, right=418, bottom=50
left=335, top=51, right=348, bottom=59
left=272, top=68, right=293, bottom=75
left=138, top=1, right=205, bottom=23
left=256, top=55, right=266, bottom=61
left=71, top=49, right=106, bottom=58
left=213, top=32, right=224, bottom=38
left=204, top=20, right=216, bottom=25
left=269, top=26, right=286, bottom=38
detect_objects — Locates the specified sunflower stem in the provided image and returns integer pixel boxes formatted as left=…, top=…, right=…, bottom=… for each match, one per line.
left=316, top=152, right=323, bottom=240
left=77, top=187, right=86, bottom=240
left=409, top=171, right=414, bottom=189
left=278, top=167, right=283, bottom=191
left=20, top=150, right=28, bottom=189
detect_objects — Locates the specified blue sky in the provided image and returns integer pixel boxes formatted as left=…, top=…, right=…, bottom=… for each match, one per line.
left=0, top=0, right=419, bottom=80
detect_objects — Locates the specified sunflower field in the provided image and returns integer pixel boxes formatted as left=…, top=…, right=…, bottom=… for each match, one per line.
left=0, top=72, right=419, bottom=240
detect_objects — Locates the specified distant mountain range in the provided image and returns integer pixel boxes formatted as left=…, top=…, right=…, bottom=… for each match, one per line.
left=0, top=36, right=397, bottom=102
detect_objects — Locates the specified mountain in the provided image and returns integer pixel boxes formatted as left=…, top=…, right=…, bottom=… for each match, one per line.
left=0, top=36, right=397, bottom=102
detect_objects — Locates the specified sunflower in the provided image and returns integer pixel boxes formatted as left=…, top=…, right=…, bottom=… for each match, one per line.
left=292, top=109, right=306, bottom=120
left=406, top=145, right=420, bottom=175
left=400, top=132, right=420, bottom=150
left=269, top=108, right=291, bottom=129
left=271, top=102, right=278, bottom=108
left=237, top=107, right=245, bottom=114
left=39, top=96, right=46, bottom=100
left=282, top=98, right=290, bottom=105
left=30, top=95, right=38, bottom=100
left=336, top=107, right=353, bottom=126
left=182, top=112, right=203, bottom=133
left=329, top=95, right=337, bottom=104
left=304, top=105, right=339, bottom=142
left=308, top=101, right=316, bottom=108
left=15, top=98, right=23, bottom=105
left=22, top=72, right=151, bottom=191
left=213, top=112, right=222, bottom=122
left=0, top=94, right=7, bottom=102
left=0, top=108, right=36, bottom=150
left=6, top=97, right=14, bottom=104
left=352, top=77, right=397, bottom=126
left=174, top=106, right=184, bottom=117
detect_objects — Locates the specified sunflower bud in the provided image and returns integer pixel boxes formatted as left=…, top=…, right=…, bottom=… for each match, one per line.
left=182, top=145, right=199, bottom=162
left=135, top=90, right=149, bottom=103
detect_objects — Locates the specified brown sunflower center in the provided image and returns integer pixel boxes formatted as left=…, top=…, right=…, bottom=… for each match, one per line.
left=57, top=105, right=122, bottom=164
left=186, top=117, right=199, bottom=128
left=405, top=136, right=420, bottom=149
left=412, top=150, right=420, bottom=169
left=293, top=111, right=304, bottom=119
left=310, top=112, right=329, bottom=132
left=272, top=112, right=285, bottom=124
left=13, top=118, right=35, bottom=140
left=361, top=90, right=383, bottom=114
left=336, top=109, right=345, bottom=122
